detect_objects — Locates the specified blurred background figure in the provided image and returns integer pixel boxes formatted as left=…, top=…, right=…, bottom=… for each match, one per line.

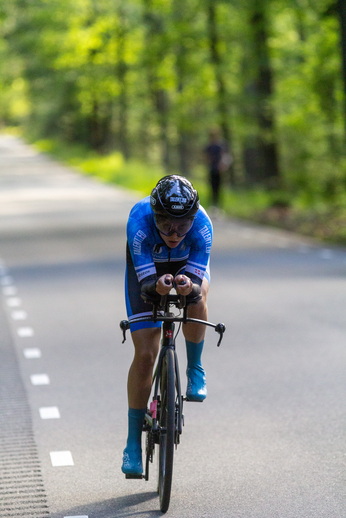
left=204, top=128, right=232, bottom=210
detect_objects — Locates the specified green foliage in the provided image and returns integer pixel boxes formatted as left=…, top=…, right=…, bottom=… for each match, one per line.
left=33, top=137, right=165, bottom=195
left=1, top=0, right=346, bottom=242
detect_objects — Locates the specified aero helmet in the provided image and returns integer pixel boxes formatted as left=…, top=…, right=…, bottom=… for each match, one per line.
left=150, top=175, right=199, bottom=218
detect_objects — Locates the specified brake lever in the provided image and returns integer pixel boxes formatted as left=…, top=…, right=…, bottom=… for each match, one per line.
left=120, top=320, right=130, bottom=343
left=215, top=323, right=226, bottom=347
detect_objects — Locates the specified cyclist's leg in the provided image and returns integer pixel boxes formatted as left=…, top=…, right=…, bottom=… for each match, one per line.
left=122, top=327, right=161, bottom=475
left=122, top=254, right=162, bottom=474
left=128, top=327, right=161, bottom=409
left=183, top=276, right=209, bottom=401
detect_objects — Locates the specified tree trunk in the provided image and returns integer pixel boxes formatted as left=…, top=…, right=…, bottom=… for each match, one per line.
left=176, top=75, right=190, bottom=176
left=154, top=89, right=170, bottom=171
left=206, top=0, right=235, bottom=184
left=337, top=0, right=346, bottom=144
left=246, top=5, right=280, bottom=186
left=116, top=7, right=130, bottom=160
left=143, top=0, right=171, bottom=172
left=173, top=0, right=190, bottom=176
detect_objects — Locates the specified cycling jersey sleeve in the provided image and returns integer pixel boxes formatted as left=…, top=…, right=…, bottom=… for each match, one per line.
left=184, top=208, right=213, bottom=286
left=126, top=199, right=157, bottom=285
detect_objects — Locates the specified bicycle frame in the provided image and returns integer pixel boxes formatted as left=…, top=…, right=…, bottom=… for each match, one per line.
left=149, top=318, right=184, bottom=441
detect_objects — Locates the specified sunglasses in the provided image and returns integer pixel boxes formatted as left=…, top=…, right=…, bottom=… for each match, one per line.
left=154, top=215, right=194, bottom=237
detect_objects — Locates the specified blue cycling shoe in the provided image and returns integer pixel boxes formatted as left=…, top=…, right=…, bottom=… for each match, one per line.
left=186, top=365, right=207, bottom=402
left=121, top=447, right=143, bottom=475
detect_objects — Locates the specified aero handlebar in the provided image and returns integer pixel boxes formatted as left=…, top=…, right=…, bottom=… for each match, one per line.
left=120, top=293, right=226, bottom=347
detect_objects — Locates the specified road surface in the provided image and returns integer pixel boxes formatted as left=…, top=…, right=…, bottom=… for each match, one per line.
left=0, top=135, right=345, bottom=518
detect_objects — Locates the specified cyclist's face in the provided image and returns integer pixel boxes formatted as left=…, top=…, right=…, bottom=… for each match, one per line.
left=154, top=215, right=194, bottom=237
left=154, top=214, right=194, bottom=248
left=159, top=231, right=185, bottom=248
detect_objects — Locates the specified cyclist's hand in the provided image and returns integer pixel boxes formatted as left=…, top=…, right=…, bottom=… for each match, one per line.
left=156, top=274, right=174, bottom=295
left=174, top=274, right=193, bottom=296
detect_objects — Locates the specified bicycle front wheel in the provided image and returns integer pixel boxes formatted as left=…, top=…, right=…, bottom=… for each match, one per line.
left=158, top=347, right=175, bottom=513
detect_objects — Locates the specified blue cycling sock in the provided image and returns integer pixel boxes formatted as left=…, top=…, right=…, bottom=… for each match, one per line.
left=126, top=407, right=146, bottom=452
left=186, top=339, right=204, bottom=369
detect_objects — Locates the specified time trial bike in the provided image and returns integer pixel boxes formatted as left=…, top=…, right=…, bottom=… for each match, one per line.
left=120, top=291, right=225, bottom=513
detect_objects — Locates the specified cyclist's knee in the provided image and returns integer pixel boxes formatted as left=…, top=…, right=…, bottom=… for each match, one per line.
left=131, top=327, right=160, bottom=369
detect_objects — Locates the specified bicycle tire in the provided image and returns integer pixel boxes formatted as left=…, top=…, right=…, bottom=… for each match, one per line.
left=158, top=347, right=175, bottom=513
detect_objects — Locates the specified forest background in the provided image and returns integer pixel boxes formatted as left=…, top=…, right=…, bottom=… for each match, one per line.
left=1, top=0, right=346, bottom=243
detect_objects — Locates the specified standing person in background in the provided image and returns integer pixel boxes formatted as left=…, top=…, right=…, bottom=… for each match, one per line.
left=204, top=128, right=232, bottom=209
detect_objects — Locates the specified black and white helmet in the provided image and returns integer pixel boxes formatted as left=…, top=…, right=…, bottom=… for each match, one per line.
left=150, top=175, right=199, bottom=218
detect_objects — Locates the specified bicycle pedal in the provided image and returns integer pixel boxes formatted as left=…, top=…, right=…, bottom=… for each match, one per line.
left=125, top=474, right=144, bottom=479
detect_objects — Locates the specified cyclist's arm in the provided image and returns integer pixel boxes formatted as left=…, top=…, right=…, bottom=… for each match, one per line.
left=141, top=274, right=173, bottom=299
left=174, top=274, right=201, bottom=301
left=141, top=274, right=201, bottom=303
left=140, top=275, right=168, bottom=303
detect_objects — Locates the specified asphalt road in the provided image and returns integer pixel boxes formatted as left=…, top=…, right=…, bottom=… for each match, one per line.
left=0, top=135, right=345, bottom=518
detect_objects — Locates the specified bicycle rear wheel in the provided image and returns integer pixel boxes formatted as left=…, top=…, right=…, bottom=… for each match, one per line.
left=158, top=347, right=175, bottom=513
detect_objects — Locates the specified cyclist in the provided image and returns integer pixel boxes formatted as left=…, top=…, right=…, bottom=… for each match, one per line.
left=122, top=175, right=213, bottom=475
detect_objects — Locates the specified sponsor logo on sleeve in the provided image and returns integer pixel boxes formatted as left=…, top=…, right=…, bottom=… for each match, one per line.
left=133, top=230, right=147, bottom=255
left=138, top=269, right=151, bottom=280
left=198, top=225, right=212, bottom=253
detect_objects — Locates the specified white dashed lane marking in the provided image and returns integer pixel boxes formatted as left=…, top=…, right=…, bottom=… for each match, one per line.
left=39, top=407, right=61, bottom=419
left=11, top=309, right=28, bottom=320
left=17, top=326, right=34, bottom=337
left=1, top=259, right=85, bottom=518
left=50, top=451, right=74, bottom=467
left=30, top=374, right=50, bottom=385
left=0, top=262, right=76, bottom=476
left=2, top=285, right=18, bottom=296
left=6, top=297, right=22, bottom=307
left=24, top=347, right=42, bottom=359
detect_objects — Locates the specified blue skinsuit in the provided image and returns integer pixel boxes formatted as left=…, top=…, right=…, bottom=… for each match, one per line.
left=125, top=196, right=212, bottom=331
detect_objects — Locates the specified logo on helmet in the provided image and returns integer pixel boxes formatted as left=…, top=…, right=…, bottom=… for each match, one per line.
left=172, top=204, right=184, bottom=210
left=150, top=196, right=156, bottom=205
left=170, top=196, right=187, bottom=203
